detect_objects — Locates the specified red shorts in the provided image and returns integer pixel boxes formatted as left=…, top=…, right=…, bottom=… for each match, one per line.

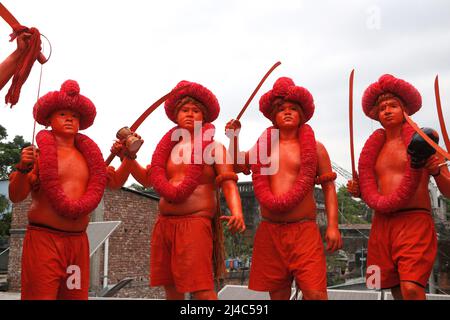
left=21, top=225, right=90, bottom=300
left=366, top=210, right=437, bottom=289
left=150, top=215, right=214, bottom=293
left=249, top=220, right=327, bottom=292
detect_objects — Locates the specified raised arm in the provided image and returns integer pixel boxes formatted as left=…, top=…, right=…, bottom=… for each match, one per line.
left=0, top=33, right=30, bottom=91
left=106, top=157, right=134, bottom=189
left=108, top=132, right=151, bottom=188
left=214, top=143, right=246, bottom=233
left=225, top=119, right=251, bottom=174
left=8, top=146, right=36, bottom=203
left=128, top=160, right=152, bottom=188
left=316, top=141, right=342, bottom=253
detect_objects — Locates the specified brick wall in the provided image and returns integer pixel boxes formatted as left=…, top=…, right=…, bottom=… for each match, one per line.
left=100, top=187, right=164, bottom=299
left=7, top=197, right=31, bottom=291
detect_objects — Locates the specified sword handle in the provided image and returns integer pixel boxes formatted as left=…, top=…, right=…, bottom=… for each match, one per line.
left=105, top=153, right=115, bottom=166
left=37, top=52, right=47, bottom=64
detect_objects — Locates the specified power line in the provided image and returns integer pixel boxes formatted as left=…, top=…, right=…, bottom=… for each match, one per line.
left=331, top=161, right=353, bottom=181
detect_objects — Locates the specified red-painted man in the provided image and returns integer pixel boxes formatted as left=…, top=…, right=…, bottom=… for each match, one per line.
left=226, top=77, right=342, bottom=300
left=122, top=81, right=246, bottom=300
left=9, top=80, right=133, bottom=300
left=347, top=74, right=450, bottom=299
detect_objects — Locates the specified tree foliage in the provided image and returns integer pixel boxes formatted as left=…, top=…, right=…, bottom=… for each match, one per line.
left=0, top=193, right=12, bottom=238
left=0, top=124, right=29, bottom=237
left=0, top=124, right=30, bottom=180
left=222, top=220, right=252, bottom=260
left=337, top=186, right=371, bottom=224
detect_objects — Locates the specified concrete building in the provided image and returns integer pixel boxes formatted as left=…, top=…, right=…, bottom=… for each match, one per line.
left=0, top=179, right=10, bottom=215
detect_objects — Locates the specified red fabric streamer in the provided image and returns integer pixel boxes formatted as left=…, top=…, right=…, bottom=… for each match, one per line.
left=5, top=26, right=42, bottom=107
left=251, top=124, right=318, bottom=213
left=358, top=123, right=422, bottom=213
left=149, top=123, right=216, bottom=203
left=36, top=130, right=107, bottom=219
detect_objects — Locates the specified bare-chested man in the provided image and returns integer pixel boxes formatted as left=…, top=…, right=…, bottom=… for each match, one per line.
left=226, top=77, right=342, bottom=300
left=9, top=80, right=132, bottom=299
left=347, top=74, right=450, bottom=300
left=124, top=80, right=246, bottom=300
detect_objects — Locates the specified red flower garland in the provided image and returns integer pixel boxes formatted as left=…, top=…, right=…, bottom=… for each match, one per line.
left=358, top=123, right=422, bottom=213
left=251, top=124, right=318, bottom=213
left=149, top=123, right=215, bottom=203
left=36, top=130, right=107, bottom=219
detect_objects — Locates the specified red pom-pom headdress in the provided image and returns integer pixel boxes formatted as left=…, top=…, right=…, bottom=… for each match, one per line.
left=259, top=77, right=315, bottom=123
left=33, top=80, right=97, bottom=130
left=164, top=80, right=220, bottom=123
left=362, top=74, right=422, bottom=120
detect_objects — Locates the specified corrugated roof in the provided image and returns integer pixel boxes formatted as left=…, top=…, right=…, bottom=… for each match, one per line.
left=121, top=186, right=160, bottom=200
left=339, top=224, right=371, bottom=230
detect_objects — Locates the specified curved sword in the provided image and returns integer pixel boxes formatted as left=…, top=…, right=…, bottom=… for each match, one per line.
left=228, top=61, right=281, bottom=165
left=348, top=69, right=358, bottom=179
left=105, top=85, right=189, bottom=165
left=434, top=75, right=450, bottom=152
left=236, top=61, right=281, bottom=120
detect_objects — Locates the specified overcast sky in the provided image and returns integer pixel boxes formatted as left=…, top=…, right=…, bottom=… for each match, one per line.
left=1, top=0, right=450, bottom=187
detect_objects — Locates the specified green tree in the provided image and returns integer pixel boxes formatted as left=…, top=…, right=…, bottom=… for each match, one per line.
left=0, top=197, right=12, bottom=237
left=337, top=186, right=370, bottom=224
left=0, top=124, right=29, bottom=238
left=222, top=220, right=252, bottom=260
left=444, top=198, right=450, bottom=220
left=0, top=124, right=30, bottom=179
left=0, top=195, right=8, bottom=213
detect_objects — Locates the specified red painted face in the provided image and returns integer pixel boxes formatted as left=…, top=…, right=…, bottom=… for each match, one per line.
left=274, top=101, right=302, bottom=129
left=49, top=109, right=80, bottom=136
left=176, top=102, right=204, bottom=130
left=377, top=98, right=405, bottom=128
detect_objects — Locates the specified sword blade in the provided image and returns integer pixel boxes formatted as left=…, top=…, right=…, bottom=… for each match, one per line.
left=434, top=75, right=450, bottom=152
left=130, top=84, right=189, bottom=132
left=236, top=61, right=281, bottom=120
left=0, top=2, right=21, bottom=28
left=349, top=69, right=357, bottom=179
left=105, top=85, right=189, bottom=166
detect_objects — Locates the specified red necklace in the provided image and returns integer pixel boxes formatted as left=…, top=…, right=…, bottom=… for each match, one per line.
left=251, top=124, right=318, bottom=213
left=149, top=123, right=215, bottom=203
left=36, top=130, right=107, bottom=219
left=358, top=123, right=422, bottom=213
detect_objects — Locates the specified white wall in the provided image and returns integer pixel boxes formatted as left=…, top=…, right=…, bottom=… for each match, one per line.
left=0, top=180, right=8, bottom=199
